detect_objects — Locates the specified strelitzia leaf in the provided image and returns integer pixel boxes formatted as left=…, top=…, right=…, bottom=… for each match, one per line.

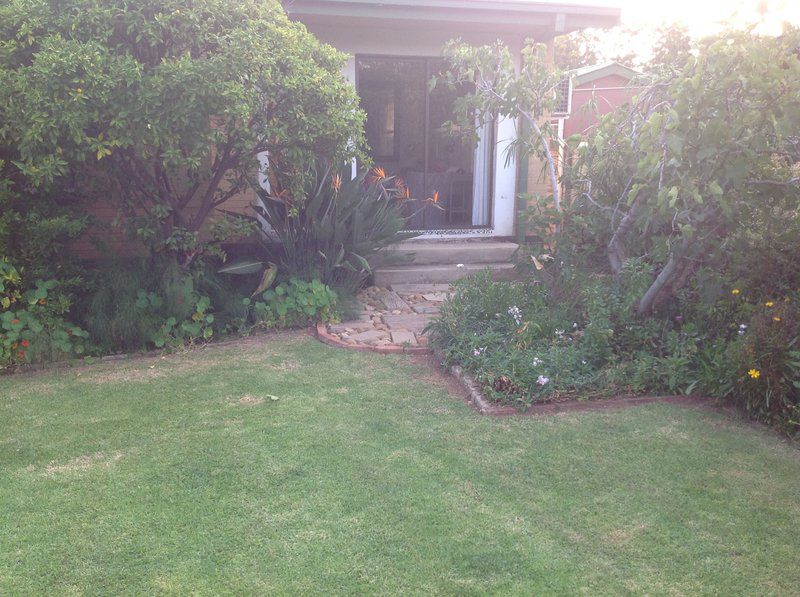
left=251, top=263, right=278, bottom=297
left=218, top=259, right=264, bottom=275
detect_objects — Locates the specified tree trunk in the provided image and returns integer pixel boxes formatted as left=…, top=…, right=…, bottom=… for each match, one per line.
left=607, top=195, right=642, bottom=277
left=635, top=237, right=691, bottom=316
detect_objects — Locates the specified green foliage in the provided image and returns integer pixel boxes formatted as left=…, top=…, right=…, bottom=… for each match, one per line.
left=1, top=259, right=87, bottom=367
left=554, top=23, right=691, bottom=72
left=254, top=164, right=416, bottom=295
left=0, top=0, right=366, bottom=263
left=247, top=278, right=337, bottom=329
left=430, top=267, right=800, bottom=435
left=565, top=28, right=800, bottom=313
left=79, top=258, right=233, bottom=351
left=146, top=295, right=215, bottom=349
left=681, top=285, right=800, bottom=435
left=440, top=40, right=563, bottom=208
left=0, top=161, right=87, bottom=284
left=553, top=30, right=600, bottom=71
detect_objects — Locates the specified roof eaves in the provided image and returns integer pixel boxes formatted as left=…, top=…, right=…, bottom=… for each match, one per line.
left=285, top=0, right=621, bottom=33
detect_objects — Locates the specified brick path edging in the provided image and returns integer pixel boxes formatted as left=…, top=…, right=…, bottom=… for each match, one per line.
left=315, top=323, right=433, bottom=355
left=448, top=364, right=519, bottom=415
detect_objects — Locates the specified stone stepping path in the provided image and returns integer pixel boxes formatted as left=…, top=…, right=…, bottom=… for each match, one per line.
left=324, top=284, right=451, bottom=349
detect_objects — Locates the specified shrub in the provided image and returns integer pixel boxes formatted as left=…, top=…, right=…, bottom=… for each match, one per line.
left=717, top=295, right=799, bottom=434
left=78, top=258, right=234, bottom=352
left=1, top=259, right=87, bottom=367
left=248, top=278, right=337, bottom=329
left=433, top=30, right=800, bottom=434
left=0, top=0, right=365, bottom=265
left=429, top=270, right=713, bottom=406
left=254, top=164, right=416, bottom=296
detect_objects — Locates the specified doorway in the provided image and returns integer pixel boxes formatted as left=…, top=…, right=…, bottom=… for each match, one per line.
left=356, top=56, right=493, bottom=230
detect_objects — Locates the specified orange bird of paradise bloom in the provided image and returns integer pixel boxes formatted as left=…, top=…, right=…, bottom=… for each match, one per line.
left=425, top=190, right=444, bottom=209
left=331, top=173, right=342, bottom=192
left=368, top=166, right=387, bottom=185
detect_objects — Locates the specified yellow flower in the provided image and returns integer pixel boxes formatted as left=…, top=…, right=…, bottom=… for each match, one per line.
left=748, top=368, right=761, bottom=379
left=773, top=316, right=781, bottom=322
left=731, top=288, right=740, bottom=295
left=765, top=301, right=774, bottom=307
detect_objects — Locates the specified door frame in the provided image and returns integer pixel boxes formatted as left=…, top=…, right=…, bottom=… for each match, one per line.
left=354, top=53, right=496, bottom=233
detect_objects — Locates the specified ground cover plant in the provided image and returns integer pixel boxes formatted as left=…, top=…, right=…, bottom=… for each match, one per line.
left=1, top=333, right=799, bottom=594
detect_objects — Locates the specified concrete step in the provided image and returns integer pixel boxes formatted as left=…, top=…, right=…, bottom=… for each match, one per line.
left=373, top=262, right=517, bottom=286
left=381, top=241, right=519, bottom=266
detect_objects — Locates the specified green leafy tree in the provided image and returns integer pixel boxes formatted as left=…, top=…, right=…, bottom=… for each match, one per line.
left=569, top=28, right=800, bottom=314
left=554, top=30, right=600, bottom=71
left=647, top=24, right=693, bottom=74
left=0, top=0, right=366, bottom=265
left=440, top=40, right=564, bottom=212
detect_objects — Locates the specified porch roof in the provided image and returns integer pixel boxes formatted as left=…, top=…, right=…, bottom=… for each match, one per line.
left=284, top=0, right=621, bottom=38
left=572, top=61, right=641, bottom=85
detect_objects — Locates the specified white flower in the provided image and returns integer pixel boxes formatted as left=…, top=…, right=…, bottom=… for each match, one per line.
left=554, top=329, right=565, bottom=338
left=536, top=375, right=549, bottom=386
left=572, top=322, right=578, bottom=329
left=508, top=305, right=523, bottom=326
left=581, top=359, right=588, bottom=365
left=456, top=263, right=465, bottom=268
left=473, top=348, right=482, bottom=356
left=531, top=357, right=542, bottom=366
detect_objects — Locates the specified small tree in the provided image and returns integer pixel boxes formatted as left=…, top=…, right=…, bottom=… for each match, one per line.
left=440, top=40, right=564, bottom=212
left=0, top=0, right=366, bottom=265
left=554, top=30, right=600, bottom=71
left=570, top=28, right=800, bottom=314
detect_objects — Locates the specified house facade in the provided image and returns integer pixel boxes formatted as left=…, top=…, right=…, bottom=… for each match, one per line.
left=562, top=61, right=643, bottom=140
left=285, top=0, right=620, bottom=239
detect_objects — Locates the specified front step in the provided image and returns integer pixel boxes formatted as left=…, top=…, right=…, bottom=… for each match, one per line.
left=373, top=262, right=516, bottom=286
left=381, top=240, right=518, bottom=266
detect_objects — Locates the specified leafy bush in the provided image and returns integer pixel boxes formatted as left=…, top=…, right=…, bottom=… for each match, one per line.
left=78, top=258, right=236, bottom=352
left=1, top=259, right=87, bottom=367
left=691, top=289, right=800, bottom=434
left=0, top=0, right=365, bottom=265
left=254, top=164, right=416, bottom=295
left=247, top=278, right=337, bottom=329
left=434, top=29, right=800, bottom=435
left=0, top=172, right=87, bottom=283
left=429, top=269, right=800, bottom=436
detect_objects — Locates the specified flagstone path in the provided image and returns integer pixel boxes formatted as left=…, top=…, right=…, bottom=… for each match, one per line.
left=324, top=284, right=452, bottom=349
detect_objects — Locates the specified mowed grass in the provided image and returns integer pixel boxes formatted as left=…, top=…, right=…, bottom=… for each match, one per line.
left=1, top=333, right=799, bottom=595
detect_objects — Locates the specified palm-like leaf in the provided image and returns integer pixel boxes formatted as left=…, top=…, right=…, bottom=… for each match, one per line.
left=253, top=162, right=418, bottom=292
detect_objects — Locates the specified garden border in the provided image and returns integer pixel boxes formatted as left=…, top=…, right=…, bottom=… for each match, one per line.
left=1, top=330, right=301, bottom=376
left=435, top=350, right=715, bottom=416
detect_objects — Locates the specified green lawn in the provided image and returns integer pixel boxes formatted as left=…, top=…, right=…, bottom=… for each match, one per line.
left=1, top=333, right=799, bottom=595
